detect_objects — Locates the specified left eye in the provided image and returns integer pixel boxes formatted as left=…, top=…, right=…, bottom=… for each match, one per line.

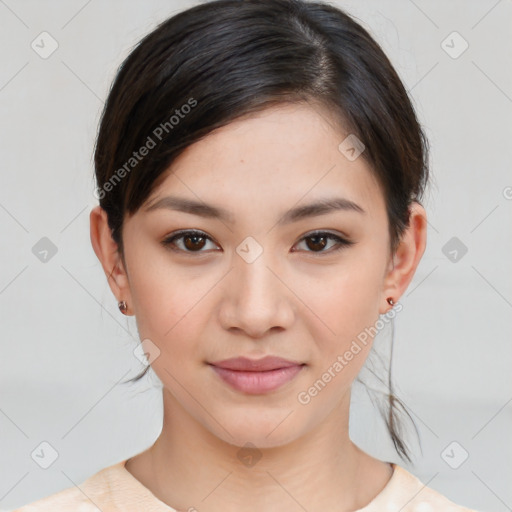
left=161, top=230, right=353, bottom=254
left=293, top=231, right=354, bottom=254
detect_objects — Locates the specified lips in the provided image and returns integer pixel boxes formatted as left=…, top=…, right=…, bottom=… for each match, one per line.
left=208, top=356, right=305, bottom=394
left=209, top=355, right=302, bottom=372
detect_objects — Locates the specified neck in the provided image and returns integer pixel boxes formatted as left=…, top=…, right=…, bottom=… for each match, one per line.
left=125, top=388, right=392, bottom=512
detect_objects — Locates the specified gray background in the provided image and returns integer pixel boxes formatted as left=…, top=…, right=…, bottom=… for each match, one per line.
left=1, top=0, right=511, bottom=510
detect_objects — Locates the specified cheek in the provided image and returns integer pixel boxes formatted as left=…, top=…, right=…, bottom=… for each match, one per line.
left=125, top=246, right=214, bottom=342
left=129, top=268, right=209, bottom=382
left=313, top=259, right=382, bottom=319
left=301, top=252, right=385, bottom=358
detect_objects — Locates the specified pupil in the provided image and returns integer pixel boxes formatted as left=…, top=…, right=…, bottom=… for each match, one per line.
left=185, top=235, right=205, bottom=251
left=307, top=236, right=326, bottom=251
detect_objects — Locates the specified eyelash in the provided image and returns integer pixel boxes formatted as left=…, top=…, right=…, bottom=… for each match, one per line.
left=161, top=229, right=354, bottom=255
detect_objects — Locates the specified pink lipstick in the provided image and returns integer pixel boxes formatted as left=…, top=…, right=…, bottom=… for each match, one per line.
left=209, top=356, right=305, bottom=394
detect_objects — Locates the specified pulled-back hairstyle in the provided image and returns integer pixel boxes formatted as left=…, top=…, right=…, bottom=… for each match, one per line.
left=94, top=0, right=429, bottom=463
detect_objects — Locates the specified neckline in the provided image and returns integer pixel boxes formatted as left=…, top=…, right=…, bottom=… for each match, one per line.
left=356, top=462, right=400, bottom=510
left=112, top=459, right=401, bottom=511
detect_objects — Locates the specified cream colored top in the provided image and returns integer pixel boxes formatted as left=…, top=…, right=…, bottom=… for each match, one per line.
left=12, top=460, right=479, bottom=512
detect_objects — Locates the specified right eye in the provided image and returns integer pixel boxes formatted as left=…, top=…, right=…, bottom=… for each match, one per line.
left=161, top=230, right=221, bottom=254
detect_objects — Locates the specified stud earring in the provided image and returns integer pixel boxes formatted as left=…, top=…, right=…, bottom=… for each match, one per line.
left=118, top=300, right=128, bottom=315
left=386, top=297, right=394, bottom=306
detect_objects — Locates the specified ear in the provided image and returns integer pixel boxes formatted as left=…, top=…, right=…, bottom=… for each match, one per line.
left=89, top=206, right=133, bottom=315
left=379, top=202, right=427, bottom=314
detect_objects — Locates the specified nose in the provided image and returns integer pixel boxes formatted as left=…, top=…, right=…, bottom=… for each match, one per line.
left=218, top=248, right=295, bottom=338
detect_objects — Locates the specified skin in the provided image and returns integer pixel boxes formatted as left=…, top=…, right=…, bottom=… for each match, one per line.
left=90, top=102, right=427, bottom=512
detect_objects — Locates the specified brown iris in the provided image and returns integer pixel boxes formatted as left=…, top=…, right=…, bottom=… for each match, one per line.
left=305, top=235, right=328, bottom=252
left=183, top=233, right=207, bottom=251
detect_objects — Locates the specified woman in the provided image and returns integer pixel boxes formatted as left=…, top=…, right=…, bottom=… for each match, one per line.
left=13, top=0, right=478, bottom=510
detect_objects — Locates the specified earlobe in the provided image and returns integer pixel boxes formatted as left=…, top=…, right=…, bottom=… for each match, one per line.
left=380, top=202, right=427, bottom=314
left=89, top=206, right=132, bottom=311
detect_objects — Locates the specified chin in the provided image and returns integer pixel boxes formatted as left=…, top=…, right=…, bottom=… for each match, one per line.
left=206, top=410, right=307, bottom=451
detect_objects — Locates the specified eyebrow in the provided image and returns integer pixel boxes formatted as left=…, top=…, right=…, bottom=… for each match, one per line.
left=144, top=195, right=365, bottom=224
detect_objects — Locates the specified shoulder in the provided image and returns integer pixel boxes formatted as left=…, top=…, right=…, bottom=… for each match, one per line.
left=376, top=464, right=480, bottom=512
left=10, top=461, right=126, bottom=512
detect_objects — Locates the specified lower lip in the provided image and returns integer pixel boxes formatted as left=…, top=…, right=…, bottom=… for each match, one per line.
left=210, top=365, right=304, bottom=394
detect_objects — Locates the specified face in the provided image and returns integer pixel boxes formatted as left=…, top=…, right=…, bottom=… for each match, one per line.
left=108, top=103, right=406, bottom=448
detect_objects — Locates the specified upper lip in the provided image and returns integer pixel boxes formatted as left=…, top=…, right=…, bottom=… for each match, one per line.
left=209, top=356, right=303, bottom=372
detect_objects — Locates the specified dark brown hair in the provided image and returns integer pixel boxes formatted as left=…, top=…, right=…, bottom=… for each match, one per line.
left=94, top=0, right=429, bottom=463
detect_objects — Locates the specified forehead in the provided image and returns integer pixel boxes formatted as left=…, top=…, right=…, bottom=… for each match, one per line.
left=146, top=103, right=385, bottom=219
